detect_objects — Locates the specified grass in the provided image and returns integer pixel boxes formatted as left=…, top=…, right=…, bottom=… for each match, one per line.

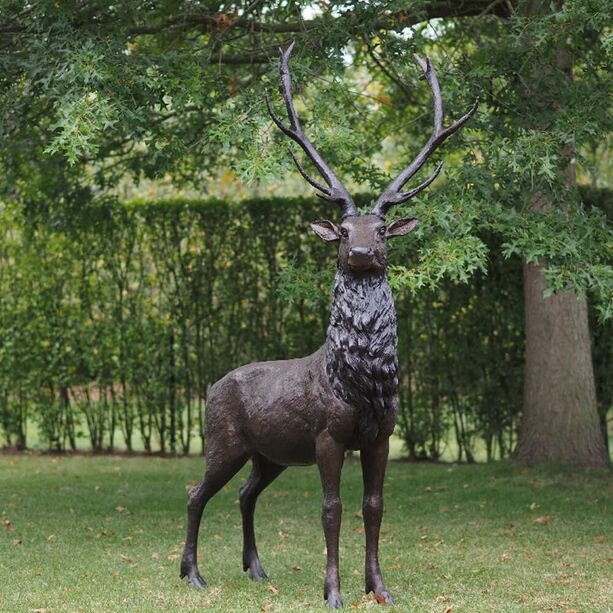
left=0, top=455, right=611, bottom=613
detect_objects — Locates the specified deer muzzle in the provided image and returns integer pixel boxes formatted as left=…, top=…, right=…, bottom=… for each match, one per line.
left=348, top=246, right=375, bottom=270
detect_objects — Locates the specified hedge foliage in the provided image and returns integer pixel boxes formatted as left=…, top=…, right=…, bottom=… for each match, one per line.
left=0, top=195, right=608, bottom=458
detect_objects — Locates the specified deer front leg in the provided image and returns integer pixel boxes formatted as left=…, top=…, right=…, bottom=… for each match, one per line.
left=361, top=438, right=394, bottom=605
left=316, top=431, right=345, bottom=609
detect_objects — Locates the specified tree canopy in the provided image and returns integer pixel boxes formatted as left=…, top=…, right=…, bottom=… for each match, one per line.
left=1, top=0, right=611, bottom=314
left=1, top=1, right=611, bottom=465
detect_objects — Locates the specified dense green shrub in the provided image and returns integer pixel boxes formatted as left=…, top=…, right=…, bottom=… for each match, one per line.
left=0, top=195, right=608, bottom=458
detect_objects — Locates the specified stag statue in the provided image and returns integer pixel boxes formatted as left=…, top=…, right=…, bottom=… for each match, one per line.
left=180, top=42, right=477, bottom=608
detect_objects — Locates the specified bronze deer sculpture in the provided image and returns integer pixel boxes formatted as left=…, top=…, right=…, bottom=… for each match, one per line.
left=180, top=42, right=477, bottom=608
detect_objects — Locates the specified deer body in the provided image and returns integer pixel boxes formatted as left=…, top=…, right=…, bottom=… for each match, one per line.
left=205, top=263, right=398, bottom=467
left=180, top=43, right=477, bottom=608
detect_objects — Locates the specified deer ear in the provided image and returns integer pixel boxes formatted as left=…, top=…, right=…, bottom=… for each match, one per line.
left=310, top=219, right=340, bottom=242
left=386, top=218, right=418, bottom=238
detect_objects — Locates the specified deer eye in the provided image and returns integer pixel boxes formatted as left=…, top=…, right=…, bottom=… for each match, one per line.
left=378, top=226, right=387, bottom=236
left=340, top=227, right=349, bottom=238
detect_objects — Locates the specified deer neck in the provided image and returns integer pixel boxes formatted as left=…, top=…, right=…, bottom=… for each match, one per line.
left=324, top=269, right=399, bottom=440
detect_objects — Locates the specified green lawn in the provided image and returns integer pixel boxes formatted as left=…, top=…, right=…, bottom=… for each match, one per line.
left=0, top=455, right=611, bottom=612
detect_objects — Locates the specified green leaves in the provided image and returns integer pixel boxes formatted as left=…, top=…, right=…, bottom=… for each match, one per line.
left=389, top=235, right=488, bottom=293
left=495, top=197, right=612, bottom=320
left=45, top=88, right=118, bottom=164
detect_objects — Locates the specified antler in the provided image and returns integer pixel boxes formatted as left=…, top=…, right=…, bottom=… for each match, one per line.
left=371, top=55, right=479, bottom=219
left=266, top=42, right=358, bottom=219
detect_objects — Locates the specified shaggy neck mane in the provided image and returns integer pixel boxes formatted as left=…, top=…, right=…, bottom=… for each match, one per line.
left=325, top=269, right=399, bottom=440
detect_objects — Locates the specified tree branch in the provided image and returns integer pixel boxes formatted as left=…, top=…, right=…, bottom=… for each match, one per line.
left=125, top=1, right=512, bottom=38
left=0, top=1, right=512, bottom=52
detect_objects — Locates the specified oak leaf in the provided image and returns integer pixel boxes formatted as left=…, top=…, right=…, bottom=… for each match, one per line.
left=374, top=594, right=388, bottom=604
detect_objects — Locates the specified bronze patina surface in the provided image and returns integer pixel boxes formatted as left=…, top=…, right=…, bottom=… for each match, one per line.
left=180, top=43, right=477, bottom=608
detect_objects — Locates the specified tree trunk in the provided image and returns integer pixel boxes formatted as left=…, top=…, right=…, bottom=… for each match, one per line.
left=513, top=34, right=609, bottom=468
left=514, top=259, right=609, bottom=467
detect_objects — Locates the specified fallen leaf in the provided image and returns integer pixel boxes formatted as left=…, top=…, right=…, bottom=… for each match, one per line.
left=113, top=570, right=120, bottom=577
left=12, top=538, right=22, bottom=545
left=390, top=563, right=402, bottom=570
left=151, top=552, right=160, bottom=560
left=444, top=607, right=453, bottom=613
left=374, top=594, right=388, bottom=604
left=115, top=506, right=126, bottom=513
left=273, top=492, right=288, bottom=498
left=31, top=609, right=47, bottom=612
left=353, top=527, right=364, bottom=534
left=291, top=565, right=302, bottom=572
left=534, top=515, right=554, bottom=525
left=119, top=554, right=134, bottom=563
left=529, top=502, right=540, bottom=510
left=2, top=519, right=11, bottom=529
left=47, top=535, right=55, bottom=542
left=266, top=584, right=279, bottom=595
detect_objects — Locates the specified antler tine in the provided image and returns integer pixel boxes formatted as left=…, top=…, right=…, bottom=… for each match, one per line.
left=286, top=147, right=328, bottom=193
left=266, top=42, right=358, bottom=218
left=372, top=55, right=479, bottom=218
left=264, top=91, right=329, bottom=195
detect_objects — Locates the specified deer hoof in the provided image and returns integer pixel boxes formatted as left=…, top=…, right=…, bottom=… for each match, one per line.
left=325, top=593, right=344, bottom=609
left=180, top=570, right=207, bottom=589
left=373, top=590, right=394, bottom=605
left=247, top=565, right=268, bottom=582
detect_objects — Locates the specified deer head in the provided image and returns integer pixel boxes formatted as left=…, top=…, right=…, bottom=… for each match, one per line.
left=266, top=42, right=478, bottom=274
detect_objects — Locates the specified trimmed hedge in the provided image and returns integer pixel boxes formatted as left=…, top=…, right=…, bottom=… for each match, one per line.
left=0, top=194, right=608, bottom=457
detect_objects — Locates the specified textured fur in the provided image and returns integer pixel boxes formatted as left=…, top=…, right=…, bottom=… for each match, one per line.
left=325, top=269, right=399, bottom=440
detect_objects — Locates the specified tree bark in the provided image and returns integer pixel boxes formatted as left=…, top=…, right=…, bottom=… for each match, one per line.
left=514, top=259, right=609, bottom=467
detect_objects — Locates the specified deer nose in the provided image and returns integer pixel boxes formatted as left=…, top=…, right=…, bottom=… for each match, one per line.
left=348, top=246, right=375, bottom=270
left=349, top=246, right=373, bottom=258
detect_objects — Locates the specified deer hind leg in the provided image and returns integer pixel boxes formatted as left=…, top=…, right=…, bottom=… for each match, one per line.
left=180, top=444, right=249, bottom=588
left=239, top=453, right=286, bottom=581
